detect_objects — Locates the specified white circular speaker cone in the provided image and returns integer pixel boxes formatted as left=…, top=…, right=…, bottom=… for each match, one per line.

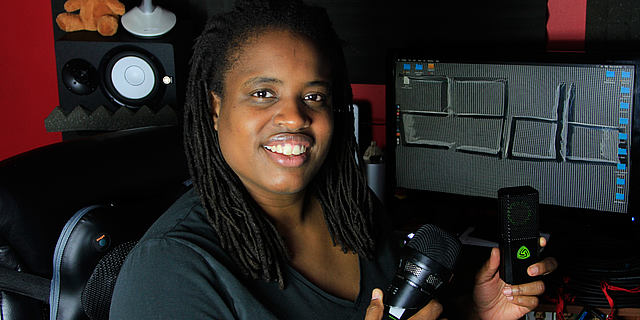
left=111, top=56, right=156, bottom=100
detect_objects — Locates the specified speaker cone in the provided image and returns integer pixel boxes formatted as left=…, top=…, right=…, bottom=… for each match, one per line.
left=101, top=47, right=165, bottom=109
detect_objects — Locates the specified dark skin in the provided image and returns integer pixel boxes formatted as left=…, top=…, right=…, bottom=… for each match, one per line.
left=212, top=29, right=360, bottom=301
left=212, top=27, right=558, bottom=319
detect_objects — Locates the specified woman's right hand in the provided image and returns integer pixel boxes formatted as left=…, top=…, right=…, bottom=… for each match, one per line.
left=364, top=288, right=443, bottom=320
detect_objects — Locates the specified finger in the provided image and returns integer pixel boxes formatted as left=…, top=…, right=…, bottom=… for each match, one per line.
left=408, top=300, right=443, bottom=320
left=506, top=294, right=539, bottom=310
left=365, top=289, right=385, bottom=320
left=527, top=257, right=558, bottom=276
left=503, top=280, right=545, bottom=297
left=539, top=236, right=547, bottom=248
left=476, top=247, right=501, bottom=283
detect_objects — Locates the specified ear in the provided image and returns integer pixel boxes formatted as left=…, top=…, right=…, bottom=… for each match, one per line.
left=211, top=91, right=222, bottom=131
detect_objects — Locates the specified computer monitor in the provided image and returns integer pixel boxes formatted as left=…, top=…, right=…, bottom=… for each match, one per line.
left=387, top=52, right=638, bottom=220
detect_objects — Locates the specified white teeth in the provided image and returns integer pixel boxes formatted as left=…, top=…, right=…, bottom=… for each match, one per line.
left=283, top=144, right=292, bottom=155
left=265, top=144, right=307, bottom=156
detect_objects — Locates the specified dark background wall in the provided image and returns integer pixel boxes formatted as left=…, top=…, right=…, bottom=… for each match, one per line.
left=50, top=0, right=549, bottom=84
left=1, top=0, right=638, bottom=160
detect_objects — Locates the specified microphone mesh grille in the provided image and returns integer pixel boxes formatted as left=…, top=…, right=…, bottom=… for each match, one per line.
left=407, top=224, right=461, bottom=270
left=405, top=261, right=423, bottom=277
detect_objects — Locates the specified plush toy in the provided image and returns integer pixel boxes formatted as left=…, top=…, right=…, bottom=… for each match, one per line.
left=56, top=0, right=126, bottom=36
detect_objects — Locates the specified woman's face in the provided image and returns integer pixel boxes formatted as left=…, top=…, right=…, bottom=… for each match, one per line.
left=212, top=29, right=334, bottom=199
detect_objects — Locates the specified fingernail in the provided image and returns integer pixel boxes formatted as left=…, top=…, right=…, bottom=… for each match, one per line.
left=503, top=286, right=512, bottom=296
left=528, top=265, right=539, bottom=276
left=372, top=289, right=382, bottom=300
left=506, top=295, right=514, bottom=301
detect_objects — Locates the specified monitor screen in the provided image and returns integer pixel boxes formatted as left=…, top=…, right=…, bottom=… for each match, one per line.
left=390, top=54, right=638, bottom=215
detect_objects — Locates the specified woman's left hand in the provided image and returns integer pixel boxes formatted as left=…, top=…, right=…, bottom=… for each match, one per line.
left=473, top=237, right=558, bottom=320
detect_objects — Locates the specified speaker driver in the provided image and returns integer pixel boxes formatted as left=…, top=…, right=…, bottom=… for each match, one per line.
left=61, top=59, right=99, bottom=95
left=101, top=47, right=165, bottom=109
left=111, top=56, right=155, bottom=100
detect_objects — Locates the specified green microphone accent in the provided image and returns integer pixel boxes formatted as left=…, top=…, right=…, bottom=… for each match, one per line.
left=517, top=246, right=531, bottom=260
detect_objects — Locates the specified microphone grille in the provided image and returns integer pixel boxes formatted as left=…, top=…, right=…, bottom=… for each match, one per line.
left=407, top=224, right=461, bottom=270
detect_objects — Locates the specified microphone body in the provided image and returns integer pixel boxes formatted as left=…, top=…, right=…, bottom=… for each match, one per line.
left=498, top=186, right=540, bottom=285
left=383, top=224, right=461, bottom=320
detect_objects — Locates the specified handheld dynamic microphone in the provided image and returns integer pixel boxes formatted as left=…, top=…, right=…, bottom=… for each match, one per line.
left=383, top=224, right=462, bottom=320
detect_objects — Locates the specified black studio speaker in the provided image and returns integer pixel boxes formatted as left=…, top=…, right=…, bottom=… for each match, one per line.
left=54, top=31, right=186, bottom=113
left=498, top=186, right=540, bottom=285
left=48, top=25, right=192, bottom=134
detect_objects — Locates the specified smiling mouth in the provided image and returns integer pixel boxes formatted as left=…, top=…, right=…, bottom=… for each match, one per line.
left=264, top=144, right=307, bottom=156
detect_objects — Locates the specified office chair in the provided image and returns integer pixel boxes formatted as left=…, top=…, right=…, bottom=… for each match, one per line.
left=0, top=125, right=190, bottom=320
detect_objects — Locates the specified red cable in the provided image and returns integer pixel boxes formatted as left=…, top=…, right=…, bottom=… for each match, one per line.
left=600, top=281, right=640, bottom=320
left=548, top=276, right=574, bottom=320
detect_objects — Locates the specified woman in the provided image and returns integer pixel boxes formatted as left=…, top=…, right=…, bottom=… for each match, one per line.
left=110, top=0, right=556, bottom=319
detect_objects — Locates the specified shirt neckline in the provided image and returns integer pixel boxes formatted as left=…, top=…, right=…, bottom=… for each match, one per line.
left=285, top=254, right=366, bottom=308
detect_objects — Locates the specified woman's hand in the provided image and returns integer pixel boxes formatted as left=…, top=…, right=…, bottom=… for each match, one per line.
left=473, top=237, right=558, bottom=320
left=365, top=288, right=443, bottom=320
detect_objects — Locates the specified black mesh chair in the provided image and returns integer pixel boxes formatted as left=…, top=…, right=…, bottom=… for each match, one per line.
left=0, top=126, right=190, bottom=320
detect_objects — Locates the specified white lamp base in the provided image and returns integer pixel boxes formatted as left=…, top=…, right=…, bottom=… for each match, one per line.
left=121, top=6, right=176, bottom=37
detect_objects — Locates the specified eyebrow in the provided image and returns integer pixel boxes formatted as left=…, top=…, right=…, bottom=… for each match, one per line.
left=307, top=80, right=332, bottom=89
left=243, top=77, right=282, bottom=88
left=242, top=77, right=332, bottom=89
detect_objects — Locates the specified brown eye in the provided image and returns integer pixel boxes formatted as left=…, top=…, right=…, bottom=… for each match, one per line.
left=251, top=90, right=275, bottom=98
left=304, top=93, right=325, bottom=102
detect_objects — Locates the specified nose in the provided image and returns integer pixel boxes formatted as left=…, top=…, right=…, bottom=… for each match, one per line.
left=273, top=98, right=311, bottom=130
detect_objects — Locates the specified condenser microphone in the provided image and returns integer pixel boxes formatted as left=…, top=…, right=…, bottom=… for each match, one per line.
left=498, top=186, right=540, bottom=285
left=383, top=224, right=462, bottom=320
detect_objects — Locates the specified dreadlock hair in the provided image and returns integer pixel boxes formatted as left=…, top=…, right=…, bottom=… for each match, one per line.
left=183, top=0, right=376, bottom=288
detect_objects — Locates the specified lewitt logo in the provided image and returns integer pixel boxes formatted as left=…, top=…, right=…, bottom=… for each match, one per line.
left=517, top=246, right=531, bottom=260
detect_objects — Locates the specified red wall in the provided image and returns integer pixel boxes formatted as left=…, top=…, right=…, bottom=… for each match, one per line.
left=0, top=1, right=587, bottom=161
left=547, top=0, right=587, bottom=51
left=0, top=1, right=60, bottom=161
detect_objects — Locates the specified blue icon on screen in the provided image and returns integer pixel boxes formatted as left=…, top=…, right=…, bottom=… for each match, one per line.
left=620, top=102, right=630, bottom=109
left=606, top=71, right=616, bottom=77
left=621, top=87, right=631, bottom=94
left=622, top=71, right=631, bottom=78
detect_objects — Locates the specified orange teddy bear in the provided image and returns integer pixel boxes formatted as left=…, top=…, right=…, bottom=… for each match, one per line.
left=56, top=0, right=126, bottom=36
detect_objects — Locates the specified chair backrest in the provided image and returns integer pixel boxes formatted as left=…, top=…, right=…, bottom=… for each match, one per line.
left=51, top=200, right=190, bottom=320
left=0, top=126, right=190, bottom=320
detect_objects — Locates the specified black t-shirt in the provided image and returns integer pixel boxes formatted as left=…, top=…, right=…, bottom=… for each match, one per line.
left=110, top=188, right=398, bottom=319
